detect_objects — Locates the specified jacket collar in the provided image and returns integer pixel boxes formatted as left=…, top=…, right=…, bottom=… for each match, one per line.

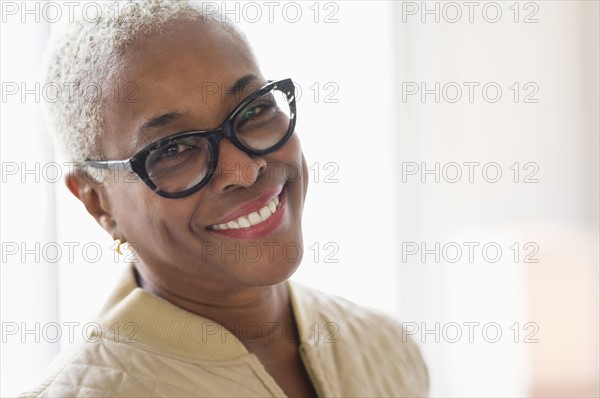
left=94, top=264, right=317, bottom=360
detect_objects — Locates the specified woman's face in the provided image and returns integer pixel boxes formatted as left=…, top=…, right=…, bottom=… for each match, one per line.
left=94, top=21, right=308, bottom=289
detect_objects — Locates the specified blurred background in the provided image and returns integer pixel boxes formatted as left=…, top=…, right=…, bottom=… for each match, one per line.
left=1, top=1, right=598, bottom=396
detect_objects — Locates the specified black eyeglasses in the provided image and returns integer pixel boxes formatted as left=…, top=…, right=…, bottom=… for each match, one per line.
left=83, top=78, right=296, bottom=199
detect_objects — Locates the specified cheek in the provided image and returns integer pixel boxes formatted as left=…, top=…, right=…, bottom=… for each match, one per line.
left=107, top=176, right=179, bottom=245
left=109, top=181, right=154, bottom=241
left=302, top=154, right=309, bottom=199
left=276, top=134, right=304, bottom=178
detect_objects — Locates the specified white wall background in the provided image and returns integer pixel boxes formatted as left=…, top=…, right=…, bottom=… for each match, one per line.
left=395, top=1, right=599, bottom=395
left=1, top=1, right=598, bottom=397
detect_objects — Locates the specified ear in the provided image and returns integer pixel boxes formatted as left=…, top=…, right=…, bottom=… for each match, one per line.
left=66, top=169, right=118, bottom=238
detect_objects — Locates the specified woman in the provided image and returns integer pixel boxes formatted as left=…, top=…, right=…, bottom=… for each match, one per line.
left=23, top=1, right=428, bottom=396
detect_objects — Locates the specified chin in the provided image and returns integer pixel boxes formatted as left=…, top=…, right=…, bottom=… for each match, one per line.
left=228, top=251, right=304, bottom=287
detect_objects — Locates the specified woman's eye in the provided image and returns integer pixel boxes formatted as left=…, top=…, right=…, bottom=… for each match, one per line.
left=241, top=101, right=275, bottom=122
left=242, top=105, right=266, bottom=120
left=160, top=143, right=191, bottom=159
left=146, top=139, right=206, bottom=175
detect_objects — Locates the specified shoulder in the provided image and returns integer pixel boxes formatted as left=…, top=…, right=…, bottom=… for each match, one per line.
left=291, top=280, right=403, bottom=327
left=19, top=340, right=89, bottom=398
left=290, top=279, right=421, bottom=343
left=289, top=281, right=430, bottom=396
left=19, top=336, right=163, bottom=397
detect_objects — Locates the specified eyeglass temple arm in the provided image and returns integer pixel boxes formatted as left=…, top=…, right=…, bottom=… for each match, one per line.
left=83, top=160, right=134, bottom=172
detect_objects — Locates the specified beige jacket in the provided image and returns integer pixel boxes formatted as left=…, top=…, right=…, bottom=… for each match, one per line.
left=21, top=265, right=429, bottom=397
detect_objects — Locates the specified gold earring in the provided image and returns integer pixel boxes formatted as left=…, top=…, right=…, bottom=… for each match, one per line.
left=114, top=239, right=125, bottom=255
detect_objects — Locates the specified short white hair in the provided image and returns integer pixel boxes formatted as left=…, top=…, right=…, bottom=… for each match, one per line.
left=43, top=0, right=248, bottom=163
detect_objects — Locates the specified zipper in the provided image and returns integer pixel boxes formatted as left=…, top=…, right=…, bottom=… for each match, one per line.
left=299, top=344, right=326, bottom=398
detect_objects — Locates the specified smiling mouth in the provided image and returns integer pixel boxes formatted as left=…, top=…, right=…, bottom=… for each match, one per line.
left=209, top=193, right=281, bottom=231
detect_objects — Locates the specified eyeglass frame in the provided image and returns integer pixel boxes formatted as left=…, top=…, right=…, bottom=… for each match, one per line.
left=82, top=78, right=297, bottom=199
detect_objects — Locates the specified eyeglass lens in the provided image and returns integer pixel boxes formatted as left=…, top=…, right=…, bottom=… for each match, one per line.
left=145, top=87, right=291, bottom=194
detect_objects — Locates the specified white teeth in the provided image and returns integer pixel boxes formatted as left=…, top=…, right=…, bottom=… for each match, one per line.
left=259, top=206, right=271, bottom=220
left=237, top=216, right=251, bottom=228
left=226, top=220, right=240, bottom=230
left=211, top=194, right=281, bottom=231
left=248, top=212, right=262, bottom=226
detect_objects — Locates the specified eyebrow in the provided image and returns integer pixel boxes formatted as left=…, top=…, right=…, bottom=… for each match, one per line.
left=136, top=73, right=262, bottom=136
left=140, top=111, right=182, bottom=130
left=227, top=74, right=261, bottom=97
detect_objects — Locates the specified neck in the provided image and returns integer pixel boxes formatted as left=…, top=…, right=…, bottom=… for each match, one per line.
left=133, top=265, right=295, bottom=348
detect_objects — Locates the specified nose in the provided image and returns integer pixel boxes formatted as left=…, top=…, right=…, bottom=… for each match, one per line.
left=209, top=138, right=266, bottom=194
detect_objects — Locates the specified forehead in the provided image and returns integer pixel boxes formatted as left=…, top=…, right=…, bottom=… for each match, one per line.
left=100, top=20, right=260, bottom=157
left=118, top=20, right=254, bottom=78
